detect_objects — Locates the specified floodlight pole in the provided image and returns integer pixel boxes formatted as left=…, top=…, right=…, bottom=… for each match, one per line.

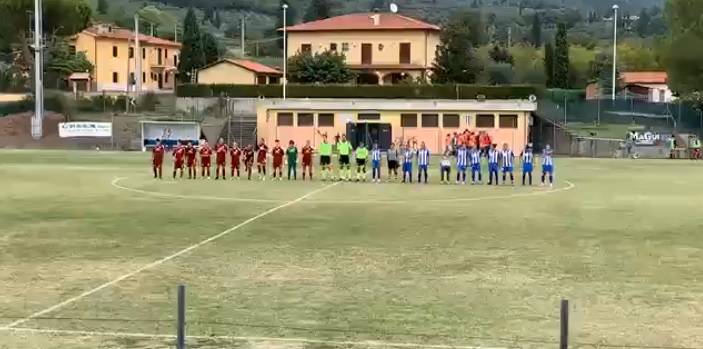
left=611, top=5, right=619, bottom=101
left=135, top=14, right=142, bottom=97
left=31, top=0, right=44, bottom=139
left=282, top=3, right=288, bottom=100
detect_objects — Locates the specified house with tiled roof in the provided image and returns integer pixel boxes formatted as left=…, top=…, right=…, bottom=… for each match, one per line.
left=71, top=24, right=181, bottom=92
left=279, top=12, right=440, bottom=85
left=587, top=71, right=675, bottom=103
left=197, top=59, right=282, bottom=85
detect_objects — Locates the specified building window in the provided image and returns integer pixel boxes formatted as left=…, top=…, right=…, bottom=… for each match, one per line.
left=112, top=72, right=118, bottom=83
left=318, top=113, right=335, bottom=127
left=301, top=44, right=312, bottom=53
left=157, top=48, right=162, bottom=65
left=130, top=72, right=135, bottom=85
left=129, top=47, right=134, bottom=58
left=400, top=113, right=417, bottom=127
left=358, top=113, right=380, bottom=120
left=297, top=113, right=314, bottom=126
left=443, top=114, right=460, bottom=128
left=142, top=72, right=146, bottom=83
left=342, top=42, right=349, bottom=52
left=165, top=49, right=168, bottom=59
left=269, top=76, right=280, bottom=84
left=277, top=112, right=294, bottom=126
left=330, top=43, right=337, bottom=51
left=499, top=114, right=518, bottom=128
left=165, top=74, right=169, bottom=83
left=174, top=55, right=178, bottom=66
left=476, top=114, right=495, bottom=128
left=257, top=75, right=267, bottom=84
left=112, top=46, right=118, bottom=57
left=421, top=113, right=439, bottom=128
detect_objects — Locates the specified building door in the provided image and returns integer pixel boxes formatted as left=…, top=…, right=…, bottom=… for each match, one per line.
left=399, top=43, right=411, bottom=64
left=158, top=73, right=163, bottom=89
left=361, top=43, right=372, bottom=65
left=378, top=123, right=392, bottom=150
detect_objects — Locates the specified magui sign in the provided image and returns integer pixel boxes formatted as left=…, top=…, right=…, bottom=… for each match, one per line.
left=628, top=131, right=668, bottom=146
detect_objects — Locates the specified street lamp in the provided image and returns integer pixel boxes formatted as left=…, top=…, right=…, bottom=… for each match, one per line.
left=612, top=4, right=619, bottom=101
left=282, top=3, right=288, bottom=100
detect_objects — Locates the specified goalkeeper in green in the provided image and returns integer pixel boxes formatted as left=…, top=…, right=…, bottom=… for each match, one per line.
left=286, top=140, right=298, bottom=180
left=355, top=141, right=369, bottom=181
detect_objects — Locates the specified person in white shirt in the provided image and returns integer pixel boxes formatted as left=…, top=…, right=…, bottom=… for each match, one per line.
left=440, top=153, right=452, bottom=184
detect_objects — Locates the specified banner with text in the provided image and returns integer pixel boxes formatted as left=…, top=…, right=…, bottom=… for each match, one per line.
left=58, top=122, right=113, bottom=138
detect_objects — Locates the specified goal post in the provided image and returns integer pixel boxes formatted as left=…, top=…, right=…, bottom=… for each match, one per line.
left=140, top=121, right=201, bottom=151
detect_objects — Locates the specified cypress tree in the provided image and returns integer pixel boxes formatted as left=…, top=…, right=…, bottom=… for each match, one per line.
left=553, top=23, right=570, bottom=89
left=178, top=8, right=205, bottom=82
left=544, top=42, right=555, bottom=88
left=531, top=13, right=542, bottom=48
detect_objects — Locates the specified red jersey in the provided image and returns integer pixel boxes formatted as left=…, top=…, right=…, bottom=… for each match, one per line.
left=244, top=148, right=255, bottom=164
left=185, top=146, right=197, bottom=161
left=173, top=146, right=185, bottom=161
left=257, top=144, right=268, bottom=162
left=216, top=143, right=228, bottom=158
left=200, top=146, right=213, bottom=159
left=302, top=146, right=313, bottom=163
left=152, top=144, right=165, bottom=160
left=230, top=147, right=241, bottom=163
left=272, top=146, right=285, bottom=163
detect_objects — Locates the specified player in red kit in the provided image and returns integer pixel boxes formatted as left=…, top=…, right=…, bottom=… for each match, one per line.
left=172, top=141, right=186, bottom=179
left=199, top=140, right=213, bottom=179
left=302, top=140, right=314, bottom=180
left=243, top=145, right=255, bottom=180
left=271, top=139, right=285, bottom=180
left=230, top=141, right=242, bottom=179
left=256, top=138, right=269, bottom=180
left=185, top=141, right=197, bottom=179
left=215, top=138, right=228, bottom=180
left=151, top=139, right=165, bottom=179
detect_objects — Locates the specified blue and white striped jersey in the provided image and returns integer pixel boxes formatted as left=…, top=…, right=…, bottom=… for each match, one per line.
left=417, top=148, right=430, bottom=166
left=470, top=150, right=482, bottom=166
left=488, top=149, right=500, bottom=164
left=501, top=150, right=515, bottom=167
left=542, top=149, right=554, bottom=166
left=403, top=149, right=414, bottom=164
left=456, top=148, right=468, bottom=167
left=372, top=149, right=382, bottom=161
left=522, top=151, right=534, bottom=164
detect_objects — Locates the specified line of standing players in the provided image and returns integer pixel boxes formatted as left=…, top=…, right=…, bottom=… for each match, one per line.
left=150, top=137, right=314, bottom=180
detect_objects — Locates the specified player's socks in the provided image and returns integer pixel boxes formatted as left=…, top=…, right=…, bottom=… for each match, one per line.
left=541, top=173, right=546, bottom=185
left=549, top=175, right=554, bottom=185
left=471, top=170, right=476, bottom=183
left=462, top=172, right=467, bottom=182
left=173, top=170, right=177, bottom=179
left=423, top=170, right=428, bottom=183
left=153, top=167, right=158, bottom=178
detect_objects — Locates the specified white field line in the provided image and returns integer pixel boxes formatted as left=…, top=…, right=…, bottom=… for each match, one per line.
left=0, top=181, right=340, bottom=330
left=111, top=176, right=576, bottom=205
left=2, top=327, right=509, bottom=349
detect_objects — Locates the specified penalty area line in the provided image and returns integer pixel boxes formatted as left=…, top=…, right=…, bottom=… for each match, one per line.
left=1, top=327, right=509, bottom=349
left=0, top=181, right=340, bottom=330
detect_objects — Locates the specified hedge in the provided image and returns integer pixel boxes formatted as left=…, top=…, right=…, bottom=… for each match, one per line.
left=0, top=99, right=33, bottom=116
left=176, top=84, right=543, bottom=100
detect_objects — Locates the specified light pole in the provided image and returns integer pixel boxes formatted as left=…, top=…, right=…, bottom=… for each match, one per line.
left=134, top=14, right=142, bottom=97
left=611, top=4, right=619, bottom=101
left=31, top=0, right=44, bottom=139
left=282, top=3, right=288, bottom=100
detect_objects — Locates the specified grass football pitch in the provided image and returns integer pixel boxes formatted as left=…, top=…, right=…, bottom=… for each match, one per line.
left=1, top=150, right=703, bottom=349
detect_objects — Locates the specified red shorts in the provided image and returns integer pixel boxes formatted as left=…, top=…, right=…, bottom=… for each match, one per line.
left=201, top=158, right=211, bottom=167
left=186, top=158, right=196, bottom=167
left=257, top=158, right=266, bottom=165
left=302, top=159, right=312, bottom=167
left=174, top=159, right=184, bottom=168
left=273, top=160, right=283, bottom=168
left=216, top=156, right=226, bottom=166
left=231, top=159, right=240, bottom=168
left=153, top=158, right=163, bottom=167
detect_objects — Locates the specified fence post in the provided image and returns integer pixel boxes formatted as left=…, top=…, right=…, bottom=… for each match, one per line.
left=560, top=299, right=569, bottom=349
left=176, top=284, right=186, bottom=349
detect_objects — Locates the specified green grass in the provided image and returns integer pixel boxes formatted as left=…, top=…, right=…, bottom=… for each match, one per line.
left=1, top=150, right=703, bottom=349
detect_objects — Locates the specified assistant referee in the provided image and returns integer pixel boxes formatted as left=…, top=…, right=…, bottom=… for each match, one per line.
left=337, top=134, right=352, bottom=181
left=319, top=135, right=333, bottom=180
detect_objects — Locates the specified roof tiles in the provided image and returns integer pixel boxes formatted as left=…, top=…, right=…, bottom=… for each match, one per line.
left=281, top=13, right=440, bottom=32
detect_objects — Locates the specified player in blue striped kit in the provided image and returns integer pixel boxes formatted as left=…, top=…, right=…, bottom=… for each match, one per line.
left=469, top=145, right=483, bottom=184
left=487, top=144, right=500, bottom=185
left=401, top=145, right=414, bottom=183
left=416, top=142, right=430, bottom=184
left=521, top=147, right=534, bottom=186
left=371, top=143, right=382, bottom=183
left=455, top=144, right=468, bottom=184
left=541, top=144, right=555, bottom=187
left=501, top=143, right=515, bottom=185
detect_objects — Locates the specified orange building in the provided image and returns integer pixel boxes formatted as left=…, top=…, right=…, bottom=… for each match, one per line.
left=256, top=99, right=536, bottom=152
left=71, top=24, right=181, bottom=92
left=281, top=13, right=440, bottom=85
left=197, top=59, right=282, bottom=85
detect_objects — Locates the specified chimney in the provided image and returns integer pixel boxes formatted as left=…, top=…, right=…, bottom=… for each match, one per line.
left=370, top=14, right=380, bottom=26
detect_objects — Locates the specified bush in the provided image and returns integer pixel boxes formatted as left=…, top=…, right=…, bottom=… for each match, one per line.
left=176, top=84, right=542, bottom=99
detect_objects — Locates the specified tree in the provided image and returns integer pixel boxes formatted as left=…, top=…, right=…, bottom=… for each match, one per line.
left=431, top=10, right=484, bottom=84
left=543, top=42, right=555, bottom=88
left=178, top=8, right=204, bottom=82
left=97, top=0, right=108, bottom=14
left=44, top=39, right=93, bottom=87
left=663, top=0, right=703, bottom=95
left=635, top=8, right=650, bottom=37
left=489, top=45, right=513, bottom=65
left=287, top=50, right=354, bottom=84
left=531, top=13, right=542, bottom=48
left=201, top=32, right=221, bottom=65
left=369, top=0, right=385, bottom=11
left=303, top=0, right=331, bottom=22
left=486, top=63, right=514, bottom=85
left=211, top=10, right=221, bottom=28
left=0, top=0, right=91, bottom=73
left=553, top=23, right=570, bottom=89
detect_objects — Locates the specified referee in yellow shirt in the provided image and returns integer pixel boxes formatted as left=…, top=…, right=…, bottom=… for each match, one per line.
left=337, top=134, right=352, bottom=181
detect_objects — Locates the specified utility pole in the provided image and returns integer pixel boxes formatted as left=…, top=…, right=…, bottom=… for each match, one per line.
left=611, top=5, right=619, bottom=101
left=240, top=17, right=245, bottom=58
left=31, top=0, right=44, bottom=139
left=135, top=14, right=142, bottom=97
left=174, top=23, right=178, bottom=42
left=507, top=26, right=512, bottom=47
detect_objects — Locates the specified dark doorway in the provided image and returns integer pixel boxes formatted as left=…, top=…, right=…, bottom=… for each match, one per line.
left=361, top=43, right=373, bottom=65
left=356, top=72, right=379, bottom=85
left=345, top=122, right=392, bottom=150
left=399, top=43, right=411, bottom=64
left=158, top=74, right=164, bottom=89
